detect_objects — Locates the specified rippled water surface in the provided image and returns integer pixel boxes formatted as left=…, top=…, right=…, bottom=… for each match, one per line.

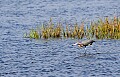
left=0, top=0, right=120, bottom=77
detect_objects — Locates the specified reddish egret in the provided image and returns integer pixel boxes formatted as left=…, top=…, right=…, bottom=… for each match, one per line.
left=72, top=40, right=95, bottom=55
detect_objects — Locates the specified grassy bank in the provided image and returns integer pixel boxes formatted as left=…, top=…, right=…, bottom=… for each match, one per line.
left=24, top=16, right=120, bottom=39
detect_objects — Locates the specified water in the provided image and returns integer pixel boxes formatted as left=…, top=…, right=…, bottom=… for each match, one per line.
left=0, top=0, right=120, bottom=77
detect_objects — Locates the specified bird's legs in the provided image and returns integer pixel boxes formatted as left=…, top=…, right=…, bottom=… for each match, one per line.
left=84, top=47, right=87, bottom=56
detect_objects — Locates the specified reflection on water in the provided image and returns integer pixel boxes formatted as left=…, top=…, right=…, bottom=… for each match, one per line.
left=0, top=0, right=120, bottom=77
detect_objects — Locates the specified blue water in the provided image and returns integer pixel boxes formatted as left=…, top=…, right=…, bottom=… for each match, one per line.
left=0, top=0, right=120, bottom=77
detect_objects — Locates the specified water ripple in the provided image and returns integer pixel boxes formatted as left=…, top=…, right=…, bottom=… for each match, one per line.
left=1, top=0, right=120, bottom=77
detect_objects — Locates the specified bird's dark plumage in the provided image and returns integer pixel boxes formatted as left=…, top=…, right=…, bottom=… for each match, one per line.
left=72, top=40, right=95, bottom=48
left=81, top=40, right=95, bottom=47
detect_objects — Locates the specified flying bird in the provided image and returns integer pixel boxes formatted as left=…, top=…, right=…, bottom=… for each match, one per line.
left=72, top=40, right=95, bottom=55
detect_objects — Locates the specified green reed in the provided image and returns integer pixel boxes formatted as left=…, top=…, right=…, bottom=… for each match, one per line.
left=89, top=16, right=120, bottom=39
left=24, top=16, right=120, bottom=39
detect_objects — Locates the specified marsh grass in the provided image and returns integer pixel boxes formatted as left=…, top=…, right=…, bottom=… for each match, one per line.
left=41, top=22, right=62, bottom=39
left=24, top=16, right=120, bottom=39
left=63, top=22, right=85, bottom=39
left=89, top=16, right=120, bottom=39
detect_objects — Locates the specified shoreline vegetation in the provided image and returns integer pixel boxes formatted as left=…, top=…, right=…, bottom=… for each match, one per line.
left=24, top=16, right=120, bottom=39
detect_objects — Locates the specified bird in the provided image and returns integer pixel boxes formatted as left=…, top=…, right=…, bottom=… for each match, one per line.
left=72, top=40, right=95, bottom=55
